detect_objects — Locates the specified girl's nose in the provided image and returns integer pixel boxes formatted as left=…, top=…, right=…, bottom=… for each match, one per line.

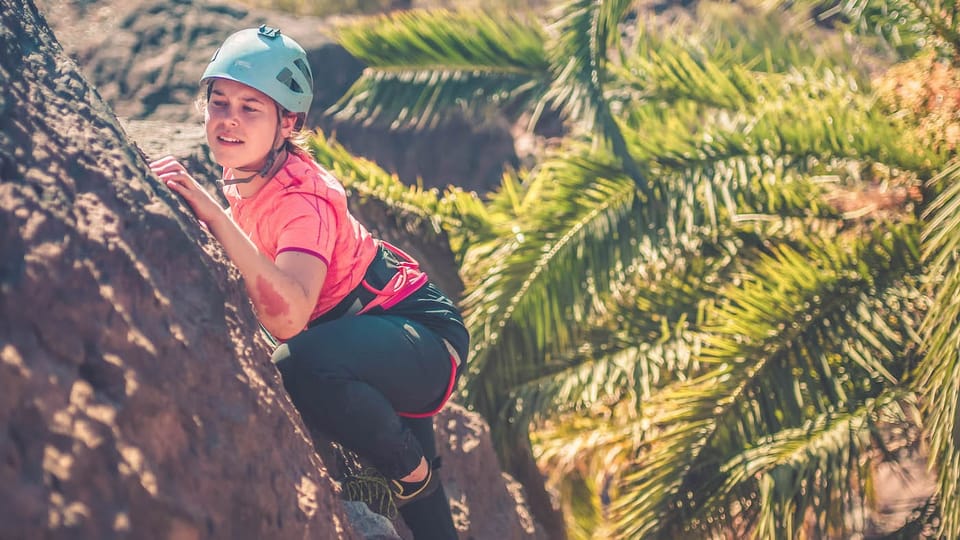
left=212, top=105, right=239, bottom=126
left=220, top=108, right=239, bottom=127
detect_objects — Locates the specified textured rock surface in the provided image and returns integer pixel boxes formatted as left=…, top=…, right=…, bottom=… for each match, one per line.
left=434, top=404, right=544, bottom=540
left=342, top=502, right=403, bottom=540
left=0, top=1, right=358, bottom=538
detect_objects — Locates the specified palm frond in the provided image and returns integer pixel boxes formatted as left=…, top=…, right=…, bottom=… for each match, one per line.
left=789, top=0, right=948, bottom=59
left=329, top=9, right=551, bottom=128
left=545, top=0, right=633, bottom=125
left=304, top=130, right=491, bottom=242
left=684, top=3, right=863, bottom=74
left=618, top=34, right=770, bottom=109
left=558, top=470, right=606, bottom=540
left=724, top=396, right=914, bottom=539
left=513, top=334, right=704, bottom=429
left=622, top=81, right=940, bottom=174
left=504, top=247, right=738, bottom=440
left=915, top=158, right=960, bottom=538
left=545, top=0, right=641, bottom=176
left=459, top=146, right=639, bottom=414
left=460, top=129, right=862, bottom=424
left=609, top=225, right=922, bottom=538
left=533, top=403, right=651, bottom=481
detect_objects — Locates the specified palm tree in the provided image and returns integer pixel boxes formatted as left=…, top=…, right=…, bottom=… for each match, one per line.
left=320, top=0, right=958, bottom=537
left=781, top=2, right=960, bottom=537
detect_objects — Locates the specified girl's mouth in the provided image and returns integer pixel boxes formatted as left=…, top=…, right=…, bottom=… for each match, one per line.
left=218, top=135, right=243, bottom=145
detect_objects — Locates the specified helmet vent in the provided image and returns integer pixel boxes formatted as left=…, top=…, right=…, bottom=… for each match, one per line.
left=293, top=58, right=314, bottom=91
left=277, top=68, right=304, bottom=94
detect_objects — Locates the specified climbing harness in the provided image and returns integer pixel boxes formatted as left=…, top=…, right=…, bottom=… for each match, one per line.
left=308, top=240, right=462, bottom=418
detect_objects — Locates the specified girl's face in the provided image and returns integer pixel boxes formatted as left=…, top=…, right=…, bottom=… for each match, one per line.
left=204, top=79, right=296, bottom=171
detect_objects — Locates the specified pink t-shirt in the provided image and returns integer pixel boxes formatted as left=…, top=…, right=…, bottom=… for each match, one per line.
left=223, top=150, right=377, bottom=324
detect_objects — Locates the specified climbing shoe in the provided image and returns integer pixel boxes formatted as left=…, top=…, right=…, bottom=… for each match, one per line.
left=389, top=464, right=439, bottom=507
left=342, top=458, right=442, bottom=517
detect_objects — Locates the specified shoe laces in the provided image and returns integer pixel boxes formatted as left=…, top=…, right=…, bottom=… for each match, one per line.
left=341, top=468, right=398, bottom=519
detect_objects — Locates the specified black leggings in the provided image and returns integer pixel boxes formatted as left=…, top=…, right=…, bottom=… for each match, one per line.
left=271, top=313, right=458, bottom=538
left=272, top=313, right=452, bottom=477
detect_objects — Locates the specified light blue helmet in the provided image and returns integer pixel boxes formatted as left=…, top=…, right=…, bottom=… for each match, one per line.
left=201, top=25, right=314, bottom=116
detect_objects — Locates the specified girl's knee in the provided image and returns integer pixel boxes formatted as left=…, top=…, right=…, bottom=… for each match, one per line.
left=272, top=344, right=347, bottom=387
left=271, top=343, right=292, bottom=369
left=272, top=348, right=304, bottom=399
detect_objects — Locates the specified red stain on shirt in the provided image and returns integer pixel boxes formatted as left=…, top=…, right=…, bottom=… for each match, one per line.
left=256, top=275, right=290, bottom=318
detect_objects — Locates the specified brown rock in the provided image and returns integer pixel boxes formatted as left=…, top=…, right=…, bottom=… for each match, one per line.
left=434, top=404, right=546, bottom=540
left=0, top=1, right=358, bottom=538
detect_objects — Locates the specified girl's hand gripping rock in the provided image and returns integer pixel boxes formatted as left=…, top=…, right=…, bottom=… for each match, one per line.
left=150, top=156, right=224, bottom=226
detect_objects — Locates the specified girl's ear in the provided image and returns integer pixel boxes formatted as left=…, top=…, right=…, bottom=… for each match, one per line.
left=280, top=111, right=298, bottom=137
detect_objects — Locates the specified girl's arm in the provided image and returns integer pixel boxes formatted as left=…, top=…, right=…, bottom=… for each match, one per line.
left=151, top=156, right=325, bottom=339
left=204, top=211, right=326, bottom=339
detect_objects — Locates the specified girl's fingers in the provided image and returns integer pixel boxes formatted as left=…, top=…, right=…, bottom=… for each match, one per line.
left=149, top=155, right=178, bottom=168
left=150, top=156, right=189, bottom=177
left=153, top=164, right=186, bottom=177
left=157, top=170, right=185, bottom=180
left=157, top=170, right=195, bottom=187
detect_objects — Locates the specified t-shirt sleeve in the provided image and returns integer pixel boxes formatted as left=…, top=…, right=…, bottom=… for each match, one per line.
left=273, top=192, right=338, bottom=267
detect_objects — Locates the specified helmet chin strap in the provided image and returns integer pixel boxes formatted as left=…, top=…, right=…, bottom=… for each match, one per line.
left=219, top=109, right=287, bottom=187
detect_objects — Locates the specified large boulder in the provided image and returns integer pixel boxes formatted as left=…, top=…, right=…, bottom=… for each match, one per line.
left=0, top=1, right=357, bottom=538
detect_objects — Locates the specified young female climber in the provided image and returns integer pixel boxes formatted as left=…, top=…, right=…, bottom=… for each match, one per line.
left=149, top=25, right=467, bottom=539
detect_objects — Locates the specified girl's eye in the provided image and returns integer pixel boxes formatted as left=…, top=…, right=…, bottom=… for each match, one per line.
left=243, top=106, right=260, bottom=113
left=210, top=101, right=227, bottom=108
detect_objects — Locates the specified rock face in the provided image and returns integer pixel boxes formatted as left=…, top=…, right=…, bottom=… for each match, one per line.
left=434, top=405, right=543, bottom=540
left=0, top=1, right=357, bottom=538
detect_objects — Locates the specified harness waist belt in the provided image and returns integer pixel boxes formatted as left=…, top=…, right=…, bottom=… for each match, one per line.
left=310, top=240, right=429, bottom=326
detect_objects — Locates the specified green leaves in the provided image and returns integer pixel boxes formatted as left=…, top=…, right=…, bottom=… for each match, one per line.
left=325, top=1, right=952, bottom=537
left=304, top=131, right=490, bottom=254
left=915, top=159, right=960, bottom=538
left=608, top=229, right=922, bottom=539
left=780, top=0, right=960, bottom=60
left=460, top=144, right=639, bottom=411
left=330, top=9, right=550, bottom=129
